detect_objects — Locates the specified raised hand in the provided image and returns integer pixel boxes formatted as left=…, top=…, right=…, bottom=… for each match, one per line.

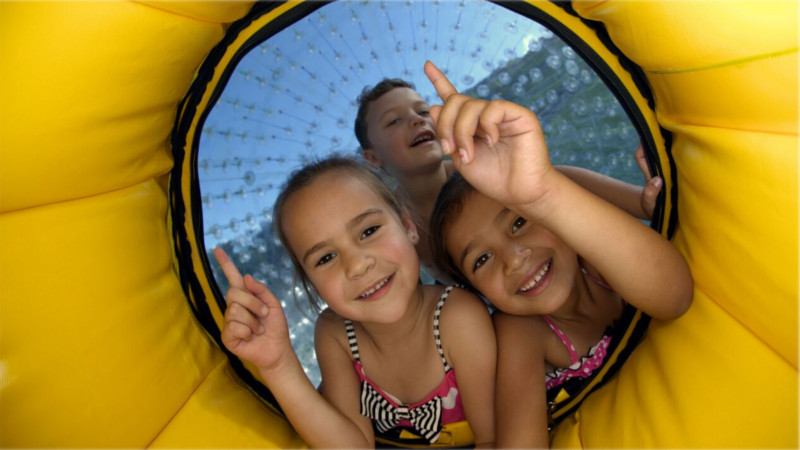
left=424, top=61, right=555, bottom=208
left=214, top=247, right=294, bottom=372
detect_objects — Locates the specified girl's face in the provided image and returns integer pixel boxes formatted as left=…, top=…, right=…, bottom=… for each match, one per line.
left=281, top=171, right=421, bottom=323
left=363, top=87, right=443, bottom=177
left=444, top=191, right=580, bottom=316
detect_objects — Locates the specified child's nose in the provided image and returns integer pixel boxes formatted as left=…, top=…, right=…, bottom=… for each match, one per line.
left=344, top=250, right=374, bottom=279
left=504, top=245, right=532, bottom=275
left=410, top=112, right=427, bottom=126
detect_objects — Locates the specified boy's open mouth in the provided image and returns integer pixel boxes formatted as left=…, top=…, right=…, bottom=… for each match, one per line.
left=410, top=131, right=435, bottom=147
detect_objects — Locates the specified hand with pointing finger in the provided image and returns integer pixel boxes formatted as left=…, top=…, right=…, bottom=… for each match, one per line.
left=424, top=61, right=556, bottom=209
left=214, top=247, right=294, bottom=372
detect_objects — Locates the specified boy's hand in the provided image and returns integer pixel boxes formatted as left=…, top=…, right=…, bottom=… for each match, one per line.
left=424, top=61, right=555, bottom=208
left=214, top=247, right=293, bottom=372
left=634, top=144, right=663, bottom=220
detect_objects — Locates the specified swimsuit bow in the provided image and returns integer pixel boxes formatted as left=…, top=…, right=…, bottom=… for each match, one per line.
left=360, top=381, right=443, bottom=443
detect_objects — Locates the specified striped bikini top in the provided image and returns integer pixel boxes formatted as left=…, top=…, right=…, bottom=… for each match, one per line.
left=344, top=285, right=466, bottom=444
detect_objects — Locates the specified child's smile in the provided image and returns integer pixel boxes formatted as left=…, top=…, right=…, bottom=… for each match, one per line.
left=516, top=259, right=553, bottom=296
left=281, top=171, right=421, bottom=322
left=356, top=273, right=394, bottom=301
left=410, top=129, right=436, bottom=148
left=444, top=190, right=580, bottom=316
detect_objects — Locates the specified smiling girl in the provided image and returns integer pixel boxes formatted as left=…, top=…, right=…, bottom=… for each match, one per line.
left=214, top=156, right=495, bottom=448
left=424, top=61, right=693, bottom=447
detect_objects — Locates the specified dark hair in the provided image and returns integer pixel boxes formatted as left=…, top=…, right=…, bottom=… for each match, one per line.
left=272, top=155, right=410, bottom=312
left=429, top=172, right=477, bottom=288
left=354, top=78, right=415, bottom=150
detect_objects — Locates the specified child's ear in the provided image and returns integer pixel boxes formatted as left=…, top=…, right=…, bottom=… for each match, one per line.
left=362, top=148, right=384, bottom=169
left=401, top=209, right=419, bottom=244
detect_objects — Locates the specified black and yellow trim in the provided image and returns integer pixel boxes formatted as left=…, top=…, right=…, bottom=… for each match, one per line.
left=170, top=0, right=674, bottom=440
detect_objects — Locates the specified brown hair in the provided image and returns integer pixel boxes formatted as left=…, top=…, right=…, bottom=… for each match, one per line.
left=429, top=172, right=477, bottom=289
left=272, top=155, right=410, bottom=312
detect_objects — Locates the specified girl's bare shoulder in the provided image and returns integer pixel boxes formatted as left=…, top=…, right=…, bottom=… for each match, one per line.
left=314, top=308, right=349, bottom=346
left=429, top=285, right=492, bottom=328
left=492, top=310, right=551, bottom=340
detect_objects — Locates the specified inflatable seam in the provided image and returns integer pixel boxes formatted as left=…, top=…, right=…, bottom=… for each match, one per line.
left=648, top=47, right=799, bottom=74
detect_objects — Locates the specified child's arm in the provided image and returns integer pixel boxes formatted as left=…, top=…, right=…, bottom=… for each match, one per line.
left=518, top=170, right=691, bottom=320
left=492, top=312, right=550, bottom=448
left=424, top=62, right=692, bottom=320
left=439, top=288, right=497, bottom=448
left=214, top=248, right=374, bottom=448
left=555, top=158, right=662, bottom=220
left=314, top=312, right=377, bottom=445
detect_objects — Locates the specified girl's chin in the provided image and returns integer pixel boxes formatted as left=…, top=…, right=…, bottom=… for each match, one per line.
left=504, top=302, right=546, bottom=317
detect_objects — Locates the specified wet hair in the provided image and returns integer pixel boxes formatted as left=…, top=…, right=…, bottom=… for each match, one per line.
left=272, top=155, right=410, bottom=312
left=429, top=172, right=477, bottom=289
left=354, top=78, right=415, bottom=150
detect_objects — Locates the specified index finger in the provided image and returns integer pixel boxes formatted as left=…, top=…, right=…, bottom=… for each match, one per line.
left=424, top=60, right=459, bottom=101
left=213, top=247, right=245, bottom=289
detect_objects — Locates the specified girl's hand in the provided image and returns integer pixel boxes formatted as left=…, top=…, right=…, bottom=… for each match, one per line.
left=424, top=61, right=555, bottom=208
left=214, top=247, right=293, bottom=372
left=634, top=144, right=663, bottom=220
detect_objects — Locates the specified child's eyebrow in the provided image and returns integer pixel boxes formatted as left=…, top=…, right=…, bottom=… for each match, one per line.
left=379, top=101, right=429, bottom=122
left=458, top=208, right=511, bottom=270
left=301, top=208, right=384, bottom=265
left=414, top=100, right=430, bottom=108
left=348, top=208, right=383, bottom=230
left=459, top=240, right=478, bottom=270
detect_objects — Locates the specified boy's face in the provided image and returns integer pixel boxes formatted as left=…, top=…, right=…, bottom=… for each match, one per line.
left=444, top=190, right=581, bottom=316
left=363, top=87, right=444, bottom=177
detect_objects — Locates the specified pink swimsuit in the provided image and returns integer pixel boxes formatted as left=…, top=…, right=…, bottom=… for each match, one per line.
left=543, top=316, right=613, bottom=390
left=344, top=285, right=466, bottom=444
left=544, top=269, right=649, bottom=429
left=544, top=268, right=615, bottom=390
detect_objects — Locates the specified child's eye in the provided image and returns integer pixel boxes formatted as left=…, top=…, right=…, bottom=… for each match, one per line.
left=472, top=252, right=492, bottom=272
left=511, top=216, right=527, bottom=233
left=418, top=110, right=430, bottom=117
left=361, top=225, right=380, bottom=239
left=386, top=118, right=400, bottom=126
left=316, top=253, right=335, bottom=267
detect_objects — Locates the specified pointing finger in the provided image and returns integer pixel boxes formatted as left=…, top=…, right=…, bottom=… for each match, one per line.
left=214, top=247, right=244, bottom=289
left=424, top=61, right=458, bottom=102
left=244, top=274, right=284, bottom=313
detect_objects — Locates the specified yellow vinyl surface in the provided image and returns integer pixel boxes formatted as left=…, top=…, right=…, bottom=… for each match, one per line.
left=1, top=0, right=795, bottom=447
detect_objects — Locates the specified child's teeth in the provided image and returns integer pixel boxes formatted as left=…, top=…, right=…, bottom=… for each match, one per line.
left=411, top=136, right=432, bottom=146
left=520, top=261, right=551, bottom=292
left=361, top=277, right=389, bottom=298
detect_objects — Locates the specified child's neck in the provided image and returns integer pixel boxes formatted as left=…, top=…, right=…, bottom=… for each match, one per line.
left=548, top=266, right=621, bottom=325
left=358, top=284, right=429, bottom=349
left=548, top=269, right=599, bottom=322
left=396, top=163, right=449, bottom=221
